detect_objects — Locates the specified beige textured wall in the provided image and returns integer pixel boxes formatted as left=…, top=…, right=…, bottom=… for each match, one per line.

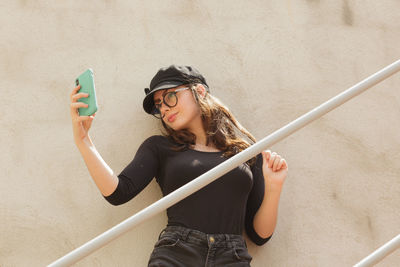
left=1, top=1, right=399, bottom=266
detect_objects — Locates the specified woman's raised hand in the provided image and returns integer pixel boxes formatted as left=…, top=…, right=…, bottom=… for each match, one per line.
left=261, top=150, right=288, bottom=190
left=70, top=84, right=96, bottom=143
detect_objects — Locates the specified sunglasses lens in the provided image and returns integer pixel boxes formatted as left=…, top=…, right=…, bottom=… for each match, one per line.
left=151, top=106, right=162, bottom=119
left=165, top=93, right=177, bottom=107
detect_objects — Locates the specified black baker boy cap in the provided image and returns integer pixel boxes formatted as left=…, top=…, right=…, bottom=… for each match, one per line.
left=143, top=64, right=210, bottom=114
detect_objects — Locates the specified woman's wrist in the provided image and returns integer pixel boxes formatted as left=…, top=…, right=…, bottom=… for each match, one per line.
left=75, top=134, right=94, bottom=150
left=265, top=181, right=284, bottom=193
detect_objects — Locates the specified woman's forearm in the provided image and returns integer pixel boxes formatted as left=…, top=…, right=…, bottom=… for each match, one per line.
left=253, top=184, right=283, bottom=238
left=75, top=134, right=119, bottom=197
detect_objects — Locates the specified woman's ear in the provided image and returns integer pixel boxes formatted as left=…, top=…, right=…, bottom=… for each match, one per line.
left=196, top=84, right=207, bottom=99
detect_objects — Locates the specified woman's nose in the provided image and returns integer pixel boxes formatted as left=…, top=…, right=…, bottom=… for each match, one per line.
left=160, top=103, right=170, bottom=116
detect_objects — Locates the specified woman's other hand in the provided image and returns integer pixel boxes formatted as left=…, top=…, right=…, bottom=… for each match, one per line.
left=69, top=84, right=96, bottom=144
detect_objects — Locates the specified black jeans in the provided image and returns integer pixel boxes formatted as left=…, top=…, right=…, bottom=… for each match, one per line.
left=148, top=225, right=252, bottom=267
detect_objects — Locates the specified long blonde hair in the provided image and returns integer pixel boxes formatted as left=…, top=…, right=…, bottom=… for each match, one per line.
left=159, top=81, right=258, bottom=168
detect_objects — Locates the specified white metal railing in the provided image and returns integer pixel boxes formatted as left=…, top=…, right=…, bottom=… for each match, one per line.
left=353, top=234, right=400, bottom=267
left=48, top=59, right=400, bottom=266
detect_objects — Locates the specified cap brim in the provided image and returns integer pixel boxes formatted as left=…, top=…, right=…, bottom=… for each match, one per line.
left=142, top=81, right=184, bottom=114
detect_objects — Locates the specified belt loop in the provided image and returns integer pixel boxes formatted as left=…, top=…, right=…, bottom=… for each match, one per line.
left=224, top=234, right=230, bottom=242
left=224, top=234, right=232, bottom=247
left=158, top=229, right=166, bottom=240
left=181, top=227, right=191, bottom=241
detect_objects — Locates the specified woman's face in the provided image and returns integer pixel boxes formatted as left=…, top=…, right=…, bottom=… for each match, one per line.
left=153, top=85, right=201, bottom=131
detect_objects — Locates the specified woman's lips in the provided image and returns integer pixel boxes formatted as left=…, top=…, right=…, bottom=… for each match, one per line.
left=168, top=113, right=178, bottom=122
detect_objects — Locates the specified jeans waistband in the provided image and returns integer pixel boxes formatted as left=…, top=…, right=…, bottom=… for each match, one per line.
left=159, top=225, right=247, bottom=248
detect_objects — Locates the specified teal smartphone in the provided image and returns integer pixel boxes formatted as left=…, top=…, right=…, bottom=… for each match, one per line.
left=75, top=68, right=98, bottom=116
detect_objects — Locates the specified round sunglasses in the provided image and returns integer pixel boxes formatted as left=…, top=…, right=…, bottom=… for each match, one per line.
left=151, top=87, right=190, bottom=119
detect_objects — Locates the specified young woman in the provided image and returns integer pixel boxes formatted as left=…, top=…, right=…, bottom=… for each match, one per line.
left=69, top=65, right=288, bottom=266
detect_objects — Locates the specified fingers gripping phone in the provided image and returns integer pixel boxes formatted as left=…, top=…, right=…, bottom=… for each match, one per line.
left=75, top=68, right=98, bottom=116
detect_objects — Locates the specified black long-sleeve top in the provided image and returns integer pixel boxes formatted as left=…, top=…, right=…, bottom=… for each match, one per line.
left=103, top=135, right=272, bottom=246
